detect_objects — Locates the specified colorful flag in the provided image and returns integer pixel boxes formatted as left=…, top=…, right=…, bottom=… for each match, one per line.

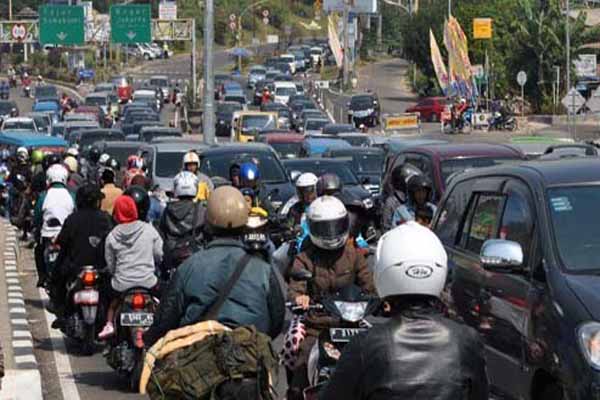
left=444, top=16, right=474, bottom=98
left=430, top=29, right=449, bottom=94
left=328, top=15, right=343, bottom=68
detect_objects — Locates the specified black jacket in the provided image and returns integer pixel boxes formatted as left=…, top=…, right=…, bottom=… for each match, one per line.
left=320, top=308, right=488, bottom=400
left=55, top=208, right=114, bottom=276
left=143, top=238, right=286, bottom=346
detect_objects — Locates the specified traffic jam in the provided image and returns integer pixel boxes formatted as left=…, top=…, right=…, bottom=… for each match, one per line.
left=0, top=14, right=599, bottom=400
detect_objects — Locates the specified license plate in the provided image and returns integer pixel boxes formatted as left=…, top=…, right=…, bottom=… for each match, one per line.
left=120, top=313, right=154, bottom=327
left=329, top=328, right=367, bottom=343
left=73, top=289, right=99, bottom=305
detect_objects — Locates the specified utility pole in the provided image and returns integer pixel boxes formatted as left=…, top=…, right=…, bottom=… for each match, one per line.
left=237, top=17, right=243, bottom=72
left=566, top=0, right=572, bottom=138
left=191, top=18, right=197, bottom=108
left=447, top=0, right=451, bottom=95
left=203, top=0, right=216, bottom=144
left=8, top=0, right=12, bottom=20
left=342, top=0, right=351, bottom=91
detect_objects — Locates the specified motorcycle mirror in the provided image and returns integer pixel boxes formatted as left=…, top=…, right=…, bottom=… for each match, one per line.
left=290, top=269, right=313, bottom=282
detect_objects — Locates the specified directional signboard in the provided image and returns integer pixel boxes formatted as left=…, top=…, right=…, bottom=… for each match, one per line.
left=39, top=5, right=84, bottom=45
left=110, top=4, right=151, bottom=44
left=586, top=88, right=600, bottom=113
left=562, top=88, right=586, bottom=115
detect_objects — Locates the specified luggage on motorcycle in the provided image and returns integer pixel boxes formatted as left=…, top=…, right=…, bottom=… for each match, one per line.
left=146, top=325, right=278, bottom=400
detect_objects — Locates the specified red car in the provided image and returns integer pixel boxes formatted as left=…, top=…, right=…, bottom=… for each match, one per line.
left=111, top=76, right=132, bottom=104
left=258, top=132, right=304, bottom=159
left=406, top=97, right=449, bottom=122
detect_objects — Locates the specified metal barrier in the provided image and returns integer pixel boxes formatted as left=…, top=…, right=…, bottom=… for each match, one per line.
left=383, top=113, right=422, bottom=135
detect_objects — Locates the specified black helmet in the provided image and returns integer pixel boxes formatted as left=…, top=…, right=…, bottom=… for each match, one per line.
left=317, top=173, right=343, bottom=196
left=12, top=173, right=27, bottom=192
left=101, top=167, right=116, bottom=184
left=88, top=146, right=101, bottom=163
left=107, top=157, right=120, bottom=171
left=42, top=153, right=62, bottom=171
left=76, top=184, right=104, bottom=209
left=407, top=174, right=432, bottom=194
left=124, top=185, right=150, bottom=221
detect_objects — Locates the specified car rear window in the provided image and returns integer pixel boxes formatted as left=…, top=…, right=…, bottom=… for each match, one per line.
left=441, top=157, right=521, bottom=185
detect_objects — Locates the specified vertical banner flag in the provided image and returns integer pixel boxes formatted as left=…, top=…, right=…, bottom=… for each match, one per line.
left=430, top=29, right=449, bottom=94
left=444, top=16, right=474, bottom=97
left=328, top=15, right=343, bottom=68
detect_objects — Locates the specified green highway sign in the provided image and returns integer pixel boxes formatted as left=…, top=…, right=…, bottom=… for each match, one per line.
left=39, top=5, right=84, bottom=46
left=110, top=4, right=152, bottom=44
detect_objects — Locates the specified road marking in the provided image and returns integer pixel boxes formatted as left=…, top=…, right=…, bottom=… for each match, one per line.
left=7, top=278, right=19, bottom=284
left=11, top=318, right=28, bottom=325
left=8, top=292, right=23, bottom=298
left=39, top=288, right=82, bottom=400
left=13, top=330, right=32, bottom=339
left=8, top=298, right=25, bottom=305
left=13, top=340, right=33, bottom=348
left=14, top=354, right=36, bottom=364
left=9, top=307, right=27, bottom=314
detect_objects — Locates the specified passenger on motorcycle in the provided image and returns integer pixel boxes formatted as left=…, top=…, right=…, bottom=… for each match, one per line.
left=316, top=173, right=342, bottom=197
left=320, top=222, right=489, bottom=400
left=239, top=162, right=275, bottom=214
left=82, top=146, right=102, bottom=185
left=143, top=185, right=285, bottom=347
left=157, top=171, right=206, bottom=276
left=381, top=165, right=406, bottom=232
left=98, top=195, right=163, bottom=339
left=286, top=172, right=318, bottom=227
left=49, top=184, right=113, bottom=327
left=129, top=176, right=163, bottom=223
left=122, top=155, right=145, bottom=189
left=66, top=147, right=79, bottom=160
left=392, top=174, right=437, bottom=226
left=32, top=153, right=62, bottom=194
left=286, top=196, right=374, bottom=400
left=124, top=182, right=151, bottom=222
left=63, top=156, right=84, bottom=192
left=100, top=168, right=123, bottom=215
left=33, top=164, right=75, bottom=287
left=182, top=151, right=214, bottom=197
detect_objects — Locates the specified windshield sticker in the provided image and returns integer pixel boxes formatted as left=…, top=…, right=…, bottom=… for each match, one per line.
left=550, top=197, right=572, bottom=212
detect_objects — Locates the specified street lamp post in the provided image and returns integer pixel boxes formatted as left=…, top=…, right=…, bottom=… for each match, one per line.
left=203, top=0, right=216, bottom=144
left=236, top=0, right=270, bottom=72
left=566, top=0, right=572, bottom=138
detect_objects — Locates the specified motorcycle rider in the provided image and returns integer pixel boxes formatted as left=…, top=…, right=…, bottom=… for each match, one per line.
left=229, top=163, right=241, bottom=188
left=98, top=195, right=163, bottom=339
left=33, top=164, right=76, bottom=287
left=382, top=165, right=407, bottom=232
left=319, top=222, right=488, bottom=400
left=63, top=156, right=84, bottom=192
left=129, top=175, right=163, bottom=222
left=122, top=155, right=145, bottom=189
left=392, top=174, right=437, bottom=226
left=182, top=151, right=214, bottom=194
left=48, top=184, right=113, bottom=327
left=8, top=148, right=32, bottom=237
left=284, top=172, right=318, bottom=227
left=124, top=183, right=151, bottom=222
left=143, top=185, right=285, bottom=347
left=82, top=146, right=102, bottom=185
left=100, top=168, right=123, bottom=215
left=287, top=195, right=375, bottom=400
left=157, top=171, right=206, bottom=277
left=239, top=162, right=275, bottom=214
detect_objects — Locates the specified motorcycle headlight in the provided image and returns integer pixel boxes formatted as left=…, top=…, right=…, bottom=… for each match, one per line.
left=334, top=301, right=368, bottom=322
left=578, top=322, right=600, bottom=369
left=362, top=198, right=374, bottom=209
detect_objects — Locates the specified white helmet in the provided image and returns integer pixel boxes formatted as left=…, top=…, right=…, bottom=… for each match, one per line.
left=46, top=164, right=69, bottom=185
left=182, top=151, right=200, bottom=167
left=99, top=153, right=110, bottom=166
left=16, top=147, right=28, bottom=160
left=295, top=172, right=318, bottom=189
left=63, top=156, right=78, bottom=174
left=306, top=195, right=349, bottom=250
left=374, top=221, right=448, bottom=300
left=66, top=147, right=79, bottom=158
left=173, top=171, right=199, bottom=198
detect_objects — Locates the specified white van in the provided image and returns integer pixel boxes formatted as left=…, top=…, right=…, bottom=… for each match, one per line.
left=280, top=54, right=297, bottom=75
left=273, top=82, right=298, bottom=105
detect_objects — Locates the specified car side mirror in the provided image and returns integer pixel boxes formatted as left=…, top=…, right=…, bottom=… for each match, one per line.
left=289, top=170, right=302, bottom=182
left=480, top=239, right=523, bottom=272
left=290, top=269, right=313, bottom=282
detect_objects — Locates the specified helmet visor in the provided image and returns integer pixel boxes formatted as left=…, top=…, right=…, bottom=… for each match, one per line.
left=309, top=216, right=349, bottom=240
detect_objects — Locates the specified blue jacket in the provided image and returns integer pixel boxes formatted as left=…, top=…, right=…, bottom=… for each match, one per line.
left=143, top=238, right=286, bottom=346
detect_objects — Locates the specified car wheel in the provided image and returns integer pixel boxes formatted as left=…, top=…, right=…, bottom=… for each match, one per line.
left=143, top=54, right=150, bottom=60
left=430, top=113, right=439, bottom=123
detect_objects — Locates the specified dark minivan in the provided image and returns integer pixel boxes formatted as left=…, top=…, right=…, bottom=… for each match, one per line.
left=433, top=158, right=600, bottom=400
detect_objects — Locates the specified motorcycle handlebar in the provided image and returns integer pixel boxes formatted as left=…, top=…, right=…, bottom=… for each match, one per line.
left=285, top=302, right=323, bottom=313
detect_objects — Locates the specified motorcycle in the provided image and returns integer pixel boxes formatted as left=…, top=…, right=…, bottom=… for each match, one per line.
left=489, top=111, right=516, bottom=131
left=288, top=270, right=380, bottom=399
left=58, top=266, right=103, bottom=355
left=23, top=85, right=31, bottom=98
left=105, top=287, right=159, bottom=390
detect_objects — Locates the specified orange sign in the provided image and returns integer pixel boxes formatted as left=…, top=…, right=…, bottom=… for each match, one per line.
left=473, top=18, right=492, bottom=39
left=385, top=114, right=419, bottom=130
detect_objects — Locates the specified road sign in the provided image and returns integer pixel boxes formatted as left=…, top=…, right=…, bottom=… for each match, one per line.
left=0, top=21, right=38, bottom=43
left=574, top=54, right=597, bottom=78
left=159, top=2, right=177, bottom=20
left=586, top=88, right=600, bottom=113
left=517, top=71, right=527, bottom=86
left=229, top=21, right=237, bottom=31
left=562, top=88, right=586, bottom=114
left=385, top=113, right=420, bottom=131
left=263, top=17, right=270, bottom=25
left=229, top=14, right=237, bottom=21
left=11, top=24, right=26, bottom=41
left=473, top=18, right=492, bottom=39
left=39, top=5, right=84, bottom=45
left=262, top=9, right=270, bottom=17
left=110, top=4, right=151, bottom=44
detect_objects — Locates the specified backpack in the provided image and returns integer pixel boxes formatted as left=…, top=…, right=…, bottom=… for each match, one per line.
left=146, top=326, right=278, bottom=400
left=163, top=203, right=203, bottom=269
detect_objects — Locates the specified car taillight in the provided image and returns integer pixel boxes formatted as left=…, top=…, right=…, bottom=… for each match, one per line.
left=82, top=271, right=96, bottom=286
left=132, top=293, right=145, bottom=310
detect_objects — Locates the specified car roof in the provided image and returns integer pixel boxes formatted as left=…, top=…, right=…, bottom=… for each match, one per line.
left=139, top=127, right=182, bottom=133
left=86, top=92, right=109, bottom=98
left=149, top=75, right=168, bottom=80
left=261, top=133, right=304, bottom=143
left=283, top=158, right=350, bottom=166
left=142, top=141, right=208, bottom=152
left=199, top=142, right=274, bottom=155
left=328, top=147, right=384, bottom=155
left=404, top=142, right=524, bottom=160
left=4, top=117, right=33, bottom=122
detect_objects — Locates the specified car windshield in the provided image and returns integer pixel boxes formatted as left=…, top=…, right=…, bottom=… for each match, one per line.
left=85, top=97, right=106, bottom=106
left=105, top=146, right=140, bottom=166
left=276, top=87, right=296, bottom=96
left=135, top=94, right=155, bottom=102
left=242, top=115, right=276, bottom=130
left=271, top=142, right=303, bottom=159
left=306, top=120, right=329, bottom=131
left=548, top=186, right=600, bottom=272
left=278, top=109, right=291, bottom=119
left=225, top=96, right=246, bottom=104
left=52, top=125, right=65, bottom=137
left=351, top=96, right=374, bottom=108
left=340, top=136, right=369, bottom=146
left=156, top=152, right=186, bottom=178
left=79, top=133, right=114, bottom=149
left=251, top=68, right=266, bottom=75
left=286, top=162, right=359, bottom=185
left=31, top=116, right=49, bottom=131
left=217, top=103, right=242, bottom=114
left=351, top=154, right=383, bottom=173
left=0, top=102, right=15, bottom=115
left=150, top=78, right=168, bottom=87
left=35, top=86, right=57, bottom=98
left=441, top=157, right=521, bottom=185
left=3, top=121, right=34, bottom=130
left=200, top=152, right=287, bottom=183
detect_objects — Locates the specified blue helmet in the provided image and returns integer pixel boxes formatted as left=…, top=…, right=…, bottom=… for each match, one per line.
left=240, top=162, right=260, bottom=184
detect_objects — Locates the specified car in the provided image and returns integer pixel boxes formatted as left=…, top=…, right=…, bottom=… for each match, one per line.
left=290, top=100, right=318, bottom=127
left=405, top=97, right=450, bottom=122
left=273, top=62, right=292, bottom=76
left=335, top=132, right=374, bottom=147
left=94, top=82, right=116, bottom=93
left=291, top=51, right=307, bottom=72
left=310, top=46, right=324, bottom=66
left=347, top=93, right=380, bottom=127
left=51, top=122, right=66, bottom=137
left=265, top=70, right=280, bottom=81
left=69, top=128, right=125, bottom=150
left=94, top=140, right=144, bottom=168
left=134, top=43, right=156, bottom=60
left=26, top=112, right=53, bottom=135
left=85, top=92, right=111, bottom=116
left=198, top=143, right=295, bottom=209
left=294, top=82, right=305, bottom=96
left=32, top=100, right=60, bottom=123
left=379, top=137, right=448, bottom=157
left=111, top=76, right=133, bottom=103
left=273, top=81, right=297, bottom=105
left=248, top=66, right=267, bottom=89
left=138, top=141, right=208, bottom=193
left=382, top=143, right=526, bottom=203
left=72, top=105, right=108, bottom=127
left=300, top=137, right=352, bottom=157
left=431, top=157, right=600, bottom=400
left=133, top=89, right=161, bottom=112
left=0, top=100, right=18, bottom=122
left=215, top=101, right=243, bottom=137
left=62, top=121, right=100, bottom=140
left=138, top=126, right=182, bottom=143
left=508, top=136, right=581, bottom=159
left=321, top=123, right=358, bottom=136
left=258, top=133, right=304, bottom=159
left=280, top=54, right=297, bottom=75
left=34, top=85, right=58, bottom=102
left=222, top=81, right=244, bottom=98
left=1, top=117, right=37, bottom=133
left=261, top=102, right=292, bottom=128
left=231, top=111, right=278, bottom=142
left=302, top=117, right=330, bottom=136
left=0, top=80, right=9, bottom=100
left=297, top=110, right=327, bottom=131
left=223, top=94, right=248, bottom=109
left=323, top=147, right=385, bottom=196
left=148, top=75, right=171, bottom=102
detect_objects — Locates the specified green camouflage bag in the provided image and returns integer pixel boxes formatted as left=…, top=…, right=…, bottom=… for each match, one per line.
left=147, top=326, right=278, bottom=400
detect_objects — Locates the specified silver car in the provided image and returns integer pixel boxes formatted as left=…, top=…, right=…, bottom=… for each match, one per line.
left=248, top=65, right=267, bottom=89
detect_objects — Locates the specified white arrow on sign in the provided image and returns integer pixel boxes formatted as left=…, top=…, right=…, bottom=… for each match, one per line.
left=126, top=31, right=137, bottom=40
left=562, top=88, right=586, bottom=114
left=56, top=32, right=68, bottom=41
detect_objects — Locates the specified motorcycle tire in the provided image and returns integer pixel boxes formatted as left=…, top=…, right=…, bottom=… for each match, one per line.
left=129, top=350, right=144, bottom=392
left=81, top=323, right=96, bottom=356
left=506, top=121, right=516, bottom=131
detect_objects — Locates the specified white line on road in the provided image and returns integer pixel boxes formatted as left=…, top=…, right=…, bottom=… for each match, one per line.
left=38, top=288, right=82, bottom=400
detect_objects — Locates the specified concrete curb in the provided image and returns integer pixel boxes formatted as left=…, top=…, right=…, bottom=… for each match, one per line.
left=0, top=221, right=42, bottom=400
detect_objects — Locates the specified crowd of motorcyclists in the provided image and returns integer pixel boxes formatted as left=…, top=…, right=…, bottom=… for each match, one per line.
left=0, top=140, right=490, bottom=399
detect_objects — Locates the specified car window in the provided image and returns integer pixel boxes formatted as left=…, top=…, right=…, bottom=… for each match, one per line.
left=435, top=179, right=476, bottom=245
left=500, top=180, right=534, bottom=267
left=464, top=194, right=504, bottom=254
